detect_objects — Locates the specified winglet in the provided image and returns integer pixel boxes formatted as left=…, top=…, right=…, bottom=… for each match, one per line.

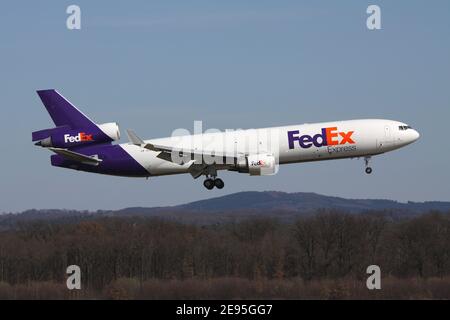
left=126, top=129, right=145, bottom=146
left=126, top=129, right=164, bottom=152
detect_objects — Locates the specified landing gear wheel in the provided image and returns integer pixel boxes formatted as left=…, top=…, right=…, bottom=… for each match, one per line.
left=364, top=157, right=373, bottom=175
left=214, top=178, right=225, bottom=189
left=203, top=178, right=215, bottom=190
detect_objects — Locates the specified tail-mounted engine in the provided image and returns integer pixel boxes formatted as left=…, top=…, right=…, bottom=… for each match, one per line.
left=33, top=122, right=120, bottom=148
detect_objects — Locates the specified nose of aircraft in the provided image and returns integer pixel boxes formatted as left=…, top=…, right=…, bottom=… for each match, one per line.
left=410, top=129, right=420, bottom=142
left=396, top=127, right=420, bottom=146
left=413, top=129, right=420, bottom=141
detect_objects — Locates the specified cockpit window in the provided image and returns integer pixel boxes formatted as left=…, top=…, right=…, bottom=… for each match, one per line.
left=399, top=125, right=412, bottom=131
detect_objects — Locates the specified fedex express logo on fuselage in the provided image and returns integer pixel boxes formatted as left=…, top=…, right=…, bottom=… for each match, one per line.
left=250, top=160, right=265, bottom=167
left=287, top=127, right=355, bottom=149
left=64, top=132, right=94, bottom=144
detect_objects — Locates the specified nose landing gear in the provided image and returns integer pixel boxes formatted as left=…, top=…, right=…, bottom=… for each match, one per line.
left=364, top=156, right=373, bottom=174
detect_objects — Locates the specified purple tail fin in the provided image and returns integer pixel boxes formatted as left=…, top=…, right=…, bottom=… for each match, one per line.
left=36, top=89, right=96, bottom=129
left=33, top=90, right=116, bottom=148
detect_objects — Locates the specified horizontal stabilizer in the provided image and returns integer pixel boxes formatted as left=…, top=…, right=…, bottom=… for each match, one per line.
left=48, top=147, right=102, bottom=166
left=32, top=126, right=70, bottom=142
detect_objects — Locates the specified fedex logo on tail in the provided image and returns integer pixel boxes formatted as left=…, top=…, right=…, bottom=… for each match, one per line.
left=288, top=127, right=355, bottom=149
left=64, top=132, right=93, bottom=144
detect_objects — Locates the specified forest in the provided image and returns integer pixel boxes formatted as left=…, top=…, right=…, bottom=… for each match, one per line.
left=0, top=210, right=448, bottom=299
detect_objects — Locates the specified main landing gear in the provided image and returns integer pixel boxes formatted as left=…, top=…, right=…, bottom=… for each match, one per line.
left=201, top=166, right=224, bottom=190
left=364, top=156, right=373, bottom=174
left=203, top=176, right=225, bottom=190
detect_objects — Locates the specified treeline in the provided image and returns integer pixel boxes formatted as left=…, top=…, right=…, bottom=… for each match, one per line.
left=0, top=211, right=449, bottom=299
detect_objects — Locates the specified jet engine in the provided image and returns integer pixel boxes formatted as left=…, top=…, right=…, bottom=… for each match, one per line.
left=33, top=122, right=121, bottom=148
left=235, top=154, right=278, bottom=176
left=97, top=122, right=121, bottom=141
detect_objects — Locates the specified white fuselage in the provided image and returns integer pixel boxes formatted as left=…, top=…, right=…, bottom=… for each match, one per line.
left=34, top=90, right=420, bottom=183
left=119, top=119, right=420, bottom=177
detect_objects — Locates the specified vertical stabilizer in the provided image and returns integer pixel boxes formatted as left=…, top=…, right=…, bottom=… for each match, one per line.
left=36, top=89, right=97, bottom=129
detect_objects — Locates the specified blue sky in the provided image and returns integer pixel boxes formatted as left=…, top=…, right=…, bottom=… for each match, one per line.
left=0, top=1, right=449, bottom=212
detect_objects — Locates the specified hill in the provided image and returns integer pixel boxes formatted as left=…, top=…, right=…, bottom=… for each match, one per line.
left=2, top=191, right=448, bottom=228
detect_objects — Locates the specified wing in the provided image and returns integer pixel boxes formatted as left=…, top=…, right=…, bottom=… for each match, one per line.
left=48, top=147, right=102, bottom=166
left=126, top=129, right=241, bottom=164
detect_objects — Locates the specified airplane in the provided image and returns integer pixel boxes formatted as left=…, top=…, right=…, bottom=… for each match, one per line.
left=32, top=89, right=420, bottom=190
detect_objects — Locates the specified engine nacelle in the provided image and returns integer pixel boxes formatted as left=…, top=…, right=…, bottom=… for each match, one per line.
left=98, top=122, right=121, bottom=141
left=236, top=154, right=278, bottom=176
left=33, top=122, right=121, bottom=148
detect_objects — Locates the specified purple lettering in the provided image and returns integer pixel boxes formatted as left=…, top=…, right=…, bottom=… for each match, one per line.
left=299, top=135, right=313, bottom=148
left=288, top=128, right=331, bottom=149
left=287, top=130, right=300, bottom=149
left=312, top=128, right=328, bottom=147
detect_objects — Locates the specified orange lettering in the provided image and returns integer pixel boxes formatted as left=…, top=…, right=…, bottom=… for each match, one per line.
left=326, top=127, right=338, bottom=145
left=339, top=131, right=355, bottom=144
